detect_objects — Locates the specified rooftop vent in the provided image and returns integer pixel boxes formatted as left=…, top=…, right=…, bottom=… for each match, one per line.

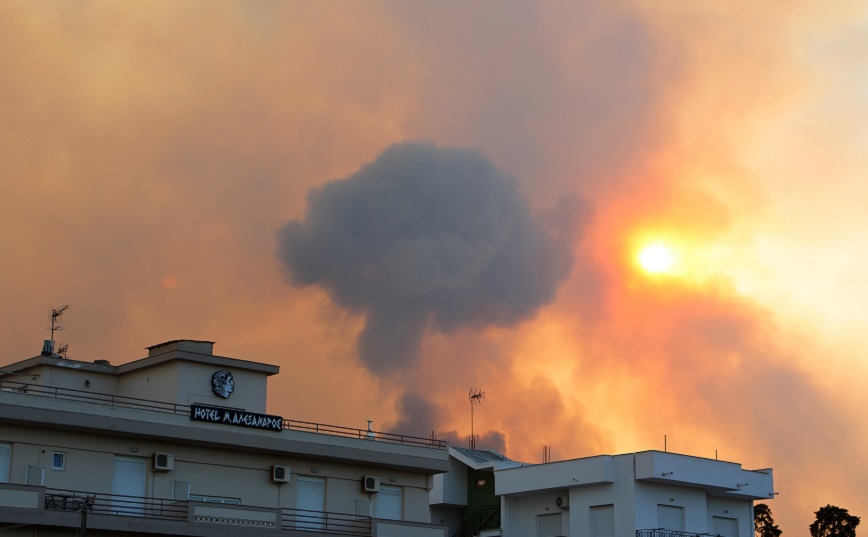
left=93, top=359, right=111, bottom=366
left=41, top=340, right=54, bottom=356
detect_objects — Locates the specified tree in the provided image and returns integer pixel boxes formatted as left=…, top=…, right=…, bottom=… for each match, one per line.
left=755, top=503, right=782, bottom=537
left=810, top=505, right=861, bottom=537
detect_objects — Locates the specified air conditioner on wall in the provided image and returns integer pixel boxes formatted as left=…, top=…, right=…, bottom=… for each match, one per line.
left=362, top=476, right=380, bottom=493
left=153, top=453, right=174, bottom=471
left=556, top=495, right=569, bottom=509
left=272, top=465, right=291, bottom=483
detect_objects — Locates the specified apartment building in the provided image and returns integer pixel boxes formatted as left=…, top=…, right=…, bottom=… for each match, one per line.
left=0, top=339, right=449, bottom=537
left=494, top=450, right=775, bottom=537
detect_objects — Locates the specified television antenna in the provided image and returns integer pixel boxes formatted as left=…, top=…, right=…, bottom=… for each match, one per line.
left=468, top=388, right=485, bottom=449
left=48, top=305, right=69, bottom=342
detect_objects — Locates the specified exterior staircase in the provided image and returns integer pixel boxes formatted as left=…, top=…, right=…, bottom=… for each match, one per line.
left=452, top=505, right=500, bottom=537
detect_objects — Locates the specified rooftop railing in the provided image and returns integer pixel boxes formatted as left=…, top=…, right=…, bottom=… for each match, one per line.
left=0, top=380, right=446, bottom=449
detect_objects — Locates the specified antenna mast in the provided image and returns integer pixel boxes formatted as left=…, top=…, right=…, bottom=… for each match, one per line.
left=44, top=305, right=70, bottom=358
left=49, top=305, right=69, bottom=342
left=468, top=387, right=485, bottom=449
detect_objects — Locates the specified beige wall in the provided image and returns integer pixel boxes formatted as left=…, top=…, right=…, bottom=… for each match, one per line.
left=119, top=362, right=181, bottom=405
left=177, top=361, right=268, bottom=412
left=0, top=421, right=433, bottom=521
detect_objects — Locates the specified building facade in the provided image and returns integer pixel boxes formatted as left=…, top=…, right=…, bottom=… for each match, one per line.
left=0, top=339, right=449, bottom=537
left=494, top=451, right=775, bottom=537
left=429, top=446, right=520, bottom=537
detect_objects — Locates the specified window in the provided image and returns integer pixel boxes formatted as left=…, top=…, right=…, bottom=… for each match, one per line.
left=537, top=512, right=563, bottom=537
left=713, top=516, right=739, bottom=537
left=376, top=485, right=402, bottom=520
left=657, top=505, right=684, bottom=531
left=189, top=494, right=240, bottom=504
left=52, top=452, right=66, bottom=470
left=0, top=444, right=10, bottom=483
left=590, top=504, right=615, bottom=537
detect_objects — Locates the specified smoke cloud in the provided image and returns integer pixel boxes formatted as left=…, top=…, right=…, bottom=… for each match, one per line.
left=278, top=141, right=584, bottom=374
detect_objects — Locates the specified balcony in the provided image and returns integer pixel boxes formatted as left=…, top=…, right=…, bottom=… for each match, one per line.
left=0, top=484, right=445, bottom=537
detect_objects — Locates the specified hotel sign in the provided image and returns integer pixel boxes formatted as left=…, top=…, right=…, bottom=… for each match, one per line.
left=191, top=404, right=283, bottom=432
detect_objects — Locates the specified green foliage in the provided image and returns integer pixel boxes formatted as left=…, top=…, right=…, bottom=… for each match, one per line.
left=810, top=505, right=861, bottom=537
left=755, top=503, right=782, bottom=537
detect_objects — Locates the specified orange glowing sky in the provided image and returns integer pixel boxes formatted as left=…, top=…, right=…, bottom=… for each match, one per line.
left=2, top=2, right=868, bottom=531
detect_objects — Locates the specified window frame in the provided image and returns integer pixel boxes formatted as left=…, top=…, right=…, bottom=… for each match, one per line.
left=51, top=451, right=66, bottom=471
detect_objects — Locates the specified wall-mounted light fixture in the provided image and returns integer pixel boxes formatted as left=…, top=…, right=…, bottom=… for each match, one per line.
left=84, top=379, right=91, bottom=387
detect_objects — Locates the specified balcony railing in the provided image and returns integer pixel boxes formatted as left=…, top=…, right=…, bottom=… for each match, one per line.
left=0, top=380, right=446, bottom=449
left=42, top=487, right=372, bottom=535
left=281, top=508, right=371, bottom=535
left=45, top=488, right=188, bottom=520
left=638, top=530, right=720, bottom=537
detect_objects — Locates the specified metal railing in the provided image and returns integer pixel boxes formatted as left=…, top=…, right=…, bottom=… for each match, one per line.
left=638, top=530, right=719, bottom=537
left=282, top=418, right=447, bottom=448
left=452, top=505, right=500, bottom=537
left=44, top=488, right=188, bottom=520
left=42, top=487, right=373, bottom=535
left=281, top=508, right=372, bottom=535
left=0, top=380, right=188, bottom=415
left=0, top=380, right=446, bottom=449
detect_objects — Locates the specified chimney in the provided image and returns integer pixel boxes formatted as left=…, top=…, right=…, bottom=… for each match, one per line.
left=41, top=340, right=54, bottom=356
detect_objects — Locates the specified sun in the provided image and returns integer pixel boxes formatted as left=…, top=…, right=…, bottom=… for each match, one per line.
left=637, top=243, right=676, bottom=274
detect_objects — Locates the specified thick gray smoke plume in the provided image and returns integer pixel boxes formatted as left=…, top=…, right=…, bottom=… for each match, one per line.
left=388, top=393, right=507, bottom=453
left=277, top=141, right=582, bottom=374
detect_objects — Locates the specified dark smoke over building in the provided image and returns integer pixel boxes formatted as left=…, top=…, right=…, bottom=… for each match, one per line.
left=277, top=141, right=585, bottom=374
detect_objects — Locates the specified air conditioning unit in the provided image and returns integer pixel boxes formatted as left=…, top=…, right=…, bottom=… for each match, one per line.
left=153, top=452, right=174, bottom=471
left=272, top=465, right=291, bottom=483
left=362, top=476, right=380, bottom=493
left=556, top=495, right=569, bottom=509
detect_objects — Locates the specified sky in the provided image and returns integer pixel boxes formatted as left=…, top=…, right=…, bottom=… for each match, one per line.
left=2, top=1, right=867, bottom=532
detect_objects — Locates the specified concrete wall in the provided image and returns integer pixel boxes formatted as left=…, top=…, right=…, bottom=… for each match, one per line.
left=707, top=495, right=753, bottom=537
left=177, top=361, right=267, bottom=412
left=374, top=519, right=447, bottom=537
left=0, top=420, right=435, bottom=522
left=503, top=490, right=569, bottom=537
left=633, top=480, right=709, bottom=533
left=567, top=455, right=636, bottom=537
left=119, top=362, right=180, bottom=405
left=496, top=456, right=613, bottom=496
left=429, top=455, right=467, bottom=506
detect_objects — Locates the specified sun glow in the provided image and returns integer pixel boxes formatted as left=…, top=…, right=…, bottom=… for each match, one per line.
left=637, top=244, right=676, bottom=274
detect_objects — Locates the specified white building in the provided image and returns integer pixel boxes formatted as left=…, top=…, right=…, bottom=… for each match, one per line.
left=494, top=451, right=775, bottom=537
left=0, top=339, right=449, bottom=537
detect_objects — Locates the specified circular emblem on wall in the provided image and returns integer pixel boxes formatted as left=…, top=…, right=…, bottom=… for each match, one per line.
left=211, top=370, right=235, bottom=399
